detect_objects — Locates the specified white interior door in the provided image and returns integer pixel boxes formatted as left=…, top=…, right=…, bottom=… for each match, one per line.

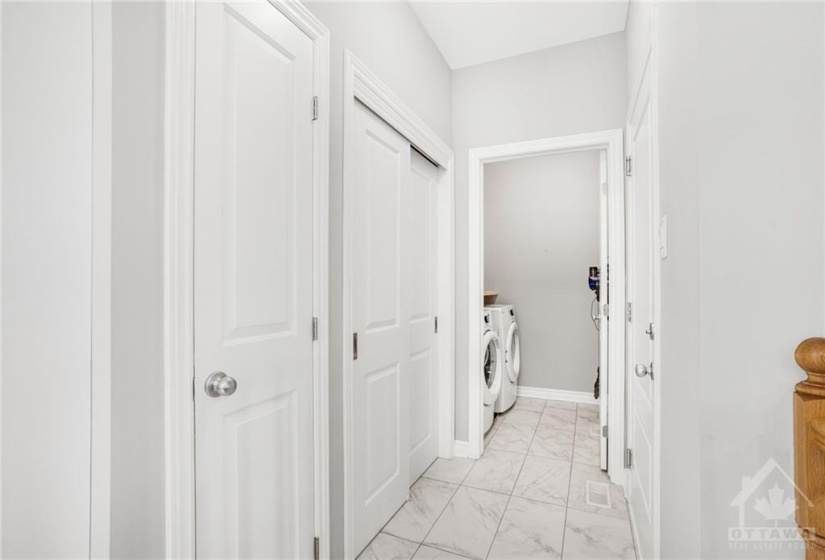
left=408, top=149, right=439, bottom=484
left=626, top=79, right=657, bottom=559
left=193, top=2, right=315, bottom=557
left=351, top=102, right=411, bottom=555
left=598, top=151, right=609, bottom=471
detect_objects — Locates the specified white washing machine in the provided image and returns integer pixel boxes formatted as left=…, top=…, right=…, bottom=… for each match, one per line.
left=482, top=309, right=503, bottom=434
left=486, top=304, right=520, bottom=413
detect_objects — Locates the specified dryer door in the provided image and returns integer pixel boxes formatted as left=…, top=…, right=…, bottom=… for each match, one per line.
left=505, top=322, right=520, bottom=383
left=482, top=330, right=502, bottom=405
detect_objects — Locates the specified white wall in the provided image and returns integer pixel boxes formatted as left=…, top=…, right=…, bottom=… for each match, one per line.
left=453, top=32, right=626, bottom=441
left=484, top=151, right=601, bottom=393
left=697, top=3, right=823, bottom=557
left=304, top=3, right=453, bottom=556
left=110, top=2, right=166, bottom=558
left=2, top=3, right=93, bottom=556
left=626, top=2, right=824, bottom=557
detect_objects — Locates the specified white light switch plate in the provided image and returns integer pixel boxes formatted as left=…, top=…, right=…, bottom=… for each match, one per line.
left=659, top=215, right=668, bottom=259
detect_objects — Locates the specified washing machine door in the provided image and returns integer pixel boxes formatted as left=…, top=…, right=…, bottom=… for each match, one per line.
left=505, top=322, right=520, bottom=383
left=482, top=329, right=502, bottom=405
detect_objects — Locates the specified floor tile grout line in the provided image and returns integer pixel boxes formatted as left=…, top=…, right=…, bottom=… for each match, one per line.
left=418, top=471, right=468, bottom=552
left=482, top=398, right=540, bottom=560
left=559, top=403, right=581, bottom=559
left=420, top=541, right=479, bottom=560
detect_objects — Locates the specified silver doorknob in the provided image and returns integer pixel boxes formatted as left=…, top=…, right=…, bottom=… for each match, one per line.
left=635, top=363, right=651, bottom=378
left=205, top=371, right=237, bottom=398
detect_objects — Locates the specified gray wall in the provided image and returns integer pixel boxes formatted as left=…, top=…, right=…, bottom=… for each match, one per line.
left=453, top=32, right=626, bottom=441
left=2, top=4, right=93, bottom=555
left=626, top=2, right=825, bottom=557
left=698, top=3, right=822, bottom=557
left=484, top=151, right=601, bottom=393
left=111, top=2, right=166, bottom=558
left=304, top=3, right=452, bottom=557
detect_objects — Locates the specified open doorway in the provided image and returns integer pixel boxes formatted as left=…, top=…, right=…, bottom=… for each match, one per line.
left=483, top=149, right=608, bottom=465
left=467, top=131, right=626, bottom=485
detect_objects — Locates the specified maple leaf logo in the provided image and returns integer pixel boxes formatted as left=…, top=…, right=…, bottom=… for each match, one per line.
left=753, top=484, right=795, bottom=524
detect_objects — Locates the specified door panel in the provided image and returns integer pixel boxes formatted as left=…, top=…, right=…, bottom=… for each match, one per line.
left=409, top=149, right=439, bottom=483
left=194, top=2, right=315, bottom=558
left=627, top=80, right=656, bottom=559
left=352, top=103, right=411, bottom=554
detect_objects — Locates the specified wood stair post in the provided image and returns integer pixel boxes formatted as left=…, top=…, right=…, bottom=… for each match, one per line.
left=794, top=338, right=825, bottom=559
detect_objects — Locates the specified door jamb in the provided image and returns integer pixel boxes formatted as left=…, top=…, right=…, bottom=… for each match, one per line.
left=162, top=1, right=330, bottom=557
left=341, top=50, right=455, bottom=560
left=466, top=131, right=626, bottom=484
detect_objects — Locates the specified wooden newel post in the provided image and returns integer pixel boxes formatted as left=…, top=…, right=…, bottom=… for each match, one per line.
left=794, top=338, right=825, bottom=559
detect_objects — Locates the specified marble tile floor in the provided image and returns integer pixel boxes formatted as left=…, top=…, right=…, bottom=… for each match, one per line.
left=357, top=398, right=637, bottom=560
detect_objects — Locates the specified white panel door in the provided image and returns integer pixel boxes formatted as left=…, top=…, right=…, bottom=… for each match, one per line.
left=408, top=149, right=439, bottom=484
left=351, top=102, right=411, bottom=555
left=626, top=80, right=657, bottom=559
left=194, top=2, right=315, bottom=558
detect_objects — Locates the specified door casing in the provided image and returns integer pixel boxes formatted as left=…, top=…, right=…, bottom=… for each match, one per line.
left=161, top=1, right=330, bottom=557
left=342, top=51, right=455, bottom=560
left=466, top=130, right=627, bottom=484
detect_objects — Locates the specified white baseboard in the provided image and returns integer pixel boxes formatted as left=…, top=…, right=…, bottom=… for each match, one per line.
left=516, top=385, right=597, bottom=404
left=452, top=440, right=471, bottom=458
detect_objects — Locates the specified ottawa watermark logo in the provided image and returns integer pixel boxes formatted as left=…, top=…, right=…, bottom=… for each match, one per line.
left=728, top=457, right=810, bottom=553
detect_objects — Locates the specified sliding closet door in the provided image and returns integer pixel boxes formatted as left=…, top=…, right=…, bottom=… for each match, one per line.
left=351, top=102, right=412, bottom=554
left=408, top=150, right=439, bottom=484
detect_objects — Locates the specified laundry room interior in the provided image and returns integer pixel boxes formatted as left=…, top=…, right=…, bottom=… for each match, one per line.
left=487, top=151, right=604, bottom=400
left=482, top=148, right=606, bottom=440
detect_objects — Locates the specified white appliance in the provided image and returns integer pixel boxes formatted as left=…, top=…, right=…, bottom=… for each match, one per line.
left=487, top=304, right=520, bottom=412
left=482, top=309, right=503, bottom=433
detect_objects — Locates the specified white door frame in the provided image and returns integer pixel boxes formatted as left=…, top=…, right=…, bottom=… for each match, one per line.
left=342, top=50, right=455, bottom=560
left=466, top=131, right=627, bottom=483
left=162, top=1, right=330, bottom=557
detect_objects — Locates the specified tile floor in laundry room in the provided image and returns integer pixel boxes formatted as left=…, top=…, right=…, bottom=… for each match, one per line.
left=357, top=398, right=637, bottom=560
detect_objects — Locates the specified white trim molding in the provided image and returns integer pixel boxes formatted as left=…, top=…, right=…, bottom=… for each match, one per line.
left=90, top=2, right=113, bottom=557
left=163, top=1, right=330, bottom=558
left=342, top=50, right=455, bottom=560
left=163, top=1, right=196, bottom=557
left=467, top=130, right=626, bottom=480
left=452, top=440, right=471, bottom=459
left=516, top=386, right=597, bottom=405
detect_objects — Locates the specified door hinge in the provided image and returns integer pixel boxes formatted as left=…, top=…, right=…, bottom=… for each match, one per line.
left=625, top=156, right=632, bottom=177
left=353, top=332, right=358, bottom=360
left=602, top=304, right=609, bottom=319
left=434, top=316, right=438, bottom=334
left=626, top=302, right=633, bottom=323
left=625, top=448, right=633, bottom=469
left=314, top=536, right=320, bottom=560
left=312, top=96, right=319, bottom=121
left=192, top=376, right=196, bottom=401
left=646, top=322, right=655, bottom=341
left=312, top=317, right=319, bottom=341
left=602, top=424, right=608, bottom=438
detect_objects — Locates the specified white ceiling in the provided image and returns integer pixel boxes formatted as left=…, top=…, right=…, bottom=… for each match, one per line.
left=408, top=1, right=629, bottom=70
